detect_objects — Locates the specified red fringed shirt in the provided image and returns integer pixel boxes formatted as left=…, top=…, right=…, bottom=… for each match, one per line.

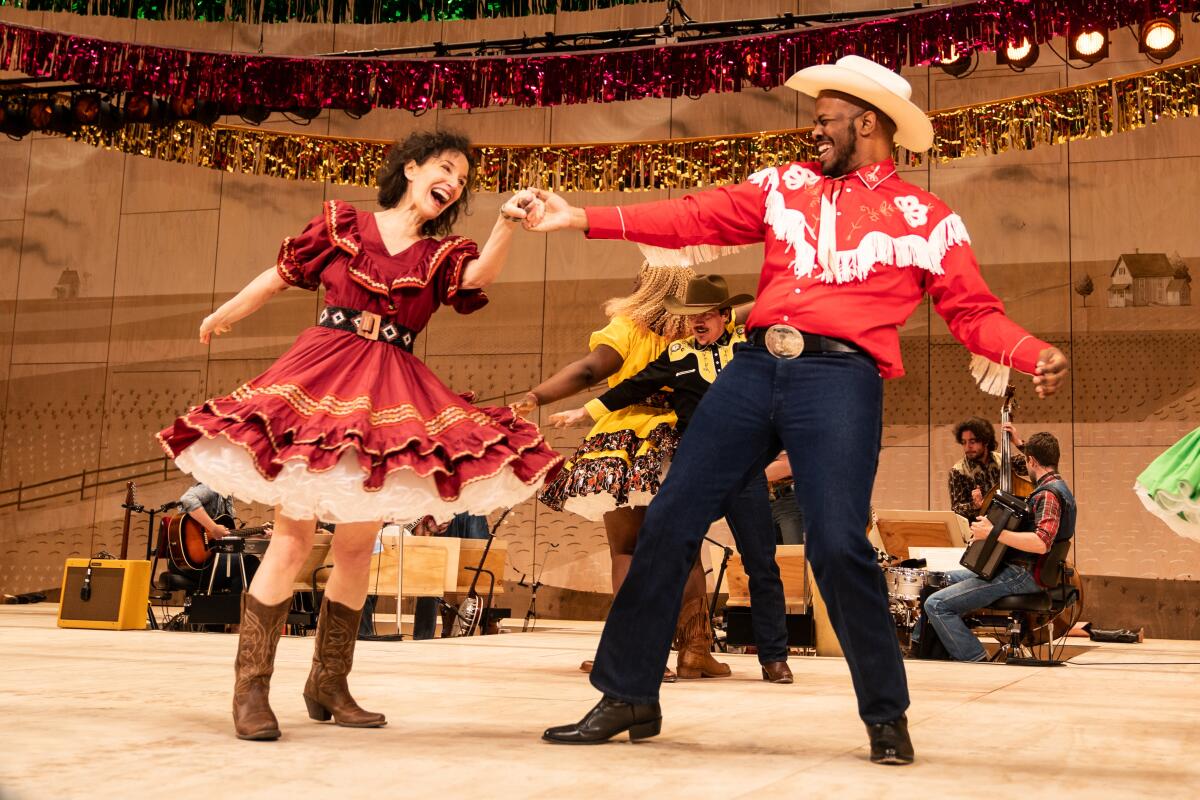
left=584, top=159, right=1049, bottom=379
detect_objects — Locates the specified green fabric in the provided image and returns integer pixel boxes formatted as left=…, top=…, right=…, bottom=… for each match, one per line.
left=1137, top=426, right=1200, bottom=501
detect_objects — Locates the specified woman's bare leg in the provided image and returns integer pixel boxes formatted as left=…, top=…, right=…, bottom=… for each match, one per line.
left=603, top=505, right=645, bottom=593
left=323, top=521, right=382, bottom=610
left=246, top=511, right=317, bottom=605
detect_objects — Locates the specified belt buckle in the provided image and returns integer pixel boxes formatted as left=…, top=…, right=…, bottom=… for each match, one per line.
left=764, top=324, right=805, bottom=359
left=356, top=310, right=381, bottom=341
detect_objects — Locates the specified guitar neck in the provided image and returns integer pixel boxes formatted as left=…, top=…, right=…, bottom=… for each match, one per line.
left=119, top=481, right=135, bottom=560
left=227, top=525, right=270, bottom=538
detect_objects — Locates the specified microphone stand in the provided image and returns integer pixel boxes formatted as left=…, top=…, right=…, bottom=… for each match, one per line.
left=124, top=500, right=180, bottom=628
left=704, top=534, right=734, bottom=653
left=518, top=542, right=557, bottom=632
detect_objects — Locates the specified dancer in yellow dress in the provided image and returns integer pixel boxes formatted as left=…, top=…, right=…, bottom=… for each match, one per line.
left=514, top=263, right=730, bottom=679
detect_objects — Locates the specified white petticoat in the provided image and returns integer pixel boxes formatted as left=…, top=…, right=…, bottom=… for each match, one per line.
left=1135, top=482, right=1200, bottom=543
left=561, top=488, right=659, bottom=522
left=175, top=438, right=543, bottom=524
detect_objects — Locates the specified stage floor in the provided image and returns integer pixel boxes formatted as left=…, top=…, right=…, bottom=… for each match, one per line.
left=2, top=605, right=1198, bottom=799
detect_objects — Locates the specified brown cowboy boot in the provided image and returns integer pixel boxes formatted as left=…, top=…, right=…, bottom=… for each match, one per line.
left=303, top=597, right=387, bottom=728
left=580, top=659, right=677, bottom=683
left=232, top=593, right=291, bottom=741
left=674, top=595, right=732, bottom=680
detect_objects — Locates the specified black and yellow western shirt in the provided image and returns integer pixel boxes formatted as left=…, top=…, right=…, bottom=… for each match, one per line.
left=584, top=320, right=746, bottom=433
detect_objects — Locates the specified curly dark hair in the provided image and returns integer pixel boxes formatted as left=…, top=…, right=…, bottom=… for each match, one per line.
left=953, top=417, right=997, bottom=453
left=376, top=130, right=475, bottom=238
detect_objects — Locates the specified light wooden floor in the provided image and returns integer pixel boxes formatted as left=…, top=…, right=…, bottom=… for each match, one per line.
left=2, top=605, right=1198, bottom=799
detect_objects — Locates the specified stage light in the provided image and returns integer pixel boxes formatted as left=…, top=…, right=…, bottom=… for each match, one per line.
left=169, top=96, right=196, bottom=119
left=938, top=45, right=974, bottom=78
left=194, top=100, right=221, bottom=126
left=290, top=106, right=321, bottom=121
left=27, top=97, right=55, bottom=130
left=124, top=92, right=167, bottom=124
left=124, top=92, right=151, bottom=120
left=1068, top=25, right=1109, bottom=64
left=0, top=101, right=32, bottom=138
left=166, top=96, right=222, bottom=126
left=1139, top=13, right=1181, bottom=60
left=97, top=97, right=124, bottom=132
left=72, top=93, right=101, bottom=125
left=238, top=103, right=270, bottom=125
left=996, top=37, right=1039, bottom=70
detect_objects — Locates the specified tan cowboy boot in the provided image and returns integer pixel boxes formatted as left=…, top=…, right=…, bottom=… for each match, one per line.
left=232, top=593, right=291, bottom=740
left=303, top=597, right=387, bottom=728
left=580, top=659, right=677, bottom=682
left=674, top=595, right=732, bottom=680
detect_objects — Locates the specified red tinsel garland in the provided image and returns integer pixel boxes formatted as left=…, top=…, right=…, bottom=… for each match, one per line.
left=0, top=1, right=1193, bottom=113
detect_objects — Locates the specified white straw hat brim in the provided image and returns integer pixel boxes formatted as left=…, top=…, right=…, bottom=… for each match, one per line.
left=785, top=64, right=934, bottom=153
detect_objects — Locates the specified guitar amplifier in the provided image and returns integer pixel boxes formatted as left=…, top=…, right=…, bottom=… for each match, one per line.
left=58, top=559, right=151, bottom=630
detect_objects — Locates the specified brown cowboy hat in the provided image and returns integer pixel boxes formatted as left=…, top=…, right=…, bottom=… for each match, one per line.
left=662, top=274, right=754, bottom=316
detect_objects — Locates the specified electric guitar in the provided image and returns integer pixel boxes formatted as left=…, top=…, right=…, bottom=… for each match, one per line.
left=166, top=513, right=271, bottom=572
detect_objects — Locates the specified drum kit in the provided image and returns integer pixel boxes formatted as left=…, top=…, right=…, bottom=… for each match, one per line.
left=882, top=564, right=951, bottom=650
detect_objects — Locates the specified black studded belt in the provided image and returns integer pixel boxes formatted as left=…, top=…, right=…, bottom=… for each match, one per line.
left=318, top=305, right=416, bottom=352
left=744, top=325, right=863, bottom=359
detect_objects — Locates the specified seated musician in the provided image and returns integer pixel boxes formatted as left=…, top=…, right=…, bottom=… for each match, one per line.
left=409, top=513, right=490, bottom=640
left=175, top=483, right=268, bottom=590
left=179, top=482, right=235, bottom=543
left=915, top=432, right=1075, bottom=662
left=948, top=417, right=1029, bottom=522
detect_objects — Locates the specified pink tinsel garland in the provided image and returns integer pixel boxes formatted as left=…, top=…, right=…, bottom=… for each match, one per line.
left=0, top=1, right=1192, bottom=113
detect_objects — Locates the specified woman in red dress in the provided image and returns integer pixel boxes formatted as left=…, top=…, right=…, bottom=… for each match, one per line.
left=158, top=131, right=562, bottom=741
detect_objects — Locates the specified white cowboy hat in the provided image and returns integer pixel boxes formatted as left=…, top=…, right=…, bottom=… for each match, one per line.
left=785, top=55, right=934, bottom=153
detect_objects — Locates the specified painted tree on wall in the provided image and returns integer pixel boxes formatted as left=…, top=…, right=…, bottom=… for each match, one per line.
left=1075, top=273, right=1095, bottom=306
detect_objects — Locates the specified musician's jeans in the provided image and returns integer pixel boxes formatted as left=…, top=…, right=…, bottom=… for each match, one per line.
left=723, top=472, right=789, bottom=663
left=914, top=565, right=1041, bottom=662
left=770, top=486, right=806, bottom=545
left=590, top=346, right=909, bottom=724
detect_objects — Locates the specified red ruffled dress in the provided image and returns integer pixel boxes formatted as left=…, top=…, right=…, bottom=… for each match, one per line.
left=158, top=200, right=563, bottom=523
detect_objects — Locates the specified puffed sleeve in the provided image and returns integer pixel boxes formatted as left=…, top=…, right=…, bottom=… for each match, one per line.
left=436, top=237, right=488, bottom=314
left=275, top=208, right=339, bottom=291
left=587, top=316, right=634, bottom=359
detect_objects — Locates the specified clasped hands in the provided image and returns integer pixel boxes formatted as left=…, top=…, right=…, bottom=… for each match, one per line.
left=499, top=188, right=572, bottom=231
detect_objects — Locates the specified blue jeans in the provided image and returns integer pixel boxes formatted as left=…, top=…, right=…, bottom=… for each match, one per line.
left=915, top=564, right=1041, bottom=661
left=590, top=345, right=908, bottom=724
left=770, top=486, right=806, bottom=545
left=723, top=472, right=788, bottom=663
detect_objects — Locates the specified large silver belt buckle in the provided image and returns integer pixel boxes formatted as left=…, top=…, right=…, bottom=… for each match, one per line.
left=764, top=325, right=805, bottom=359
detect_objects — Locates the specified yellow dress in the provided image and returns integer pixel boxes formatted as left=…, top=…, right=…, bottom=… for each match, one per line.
left=538, top=315, right=680, bottom=521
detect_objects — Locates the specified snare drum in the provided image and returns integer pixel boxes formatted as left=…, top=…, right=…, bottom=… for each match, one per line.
left=884, top=567, right=926, bottom=602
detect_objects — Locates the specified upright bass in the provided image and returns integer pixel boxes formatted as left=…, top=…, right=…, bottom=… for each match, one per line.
left=959, top=386, right=1033, bottom=579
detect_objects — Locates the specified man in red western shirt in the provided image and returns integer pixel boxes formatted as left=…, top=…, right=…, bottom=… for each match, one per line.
left=530, top=55, right=1069, bottom=765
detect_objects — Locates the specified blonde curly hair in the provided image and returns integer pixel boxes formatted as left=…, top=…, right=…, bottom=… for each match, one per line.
left=603, top=263, right=696, bottom=341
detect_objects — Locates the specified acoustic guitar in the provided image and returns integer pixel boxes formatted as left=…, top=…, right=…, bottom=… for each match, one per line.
left=166, top=513, right=270, bottom=572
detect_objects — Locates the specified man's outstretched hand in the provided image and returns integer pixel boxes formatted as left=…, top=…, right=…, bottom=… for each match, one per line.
left=521, top=188, right=587, bottom=233
left=1032, top=346, right=1069, bottom=398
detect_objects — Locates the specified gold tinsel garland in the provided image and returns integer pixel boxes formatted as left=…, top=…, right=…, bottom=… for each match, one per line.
left=57, top=57, right=1200, bottom=193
